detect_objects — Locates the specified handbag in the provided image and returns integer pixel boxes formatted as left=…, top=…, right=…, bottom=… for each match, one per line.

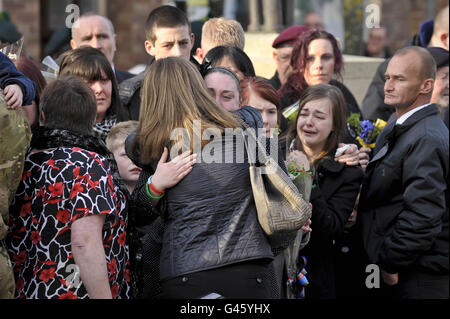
left=240, top=124, right=312, bottom=237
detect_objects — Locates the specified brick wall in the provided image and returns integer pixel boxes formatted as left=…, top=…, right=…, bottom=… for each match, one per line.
left=1, top=0, right=448, bottom=68
left=108, top=0, right=163, bottom=71
left=1, top=0, right=162, bottom=69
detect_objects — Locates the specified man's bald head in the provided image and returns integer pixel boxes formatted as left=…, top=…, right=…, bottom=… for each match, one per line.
left=384, top=46, right=436, bottom=113
left=434, top=6, right=449, bottom=35
left=71, top=13, right=117, bottom=65
left=71, top=13, right=115, bottom=38
left=430, top=5, right=449, bottom=50
left=394, top=46, right=436, bottom=81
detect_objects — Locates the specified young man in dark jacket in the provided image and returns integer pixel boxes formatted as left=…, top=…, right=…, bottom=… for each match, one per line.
left=358, top=46, right=449, bottom=299
left=119, top=5, right=197, bottom=121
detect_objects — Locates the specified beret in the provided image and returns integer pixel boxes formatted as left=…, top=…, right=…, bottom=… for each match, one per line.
left=427, top=47, right=449, bottom=68
left=0, top=19, right=22, bottom=44
left=419, top=19, right=434, bottom=47
left=272, top=25, right=310, bottom=48
left=45, top=27, right=71, bottom=56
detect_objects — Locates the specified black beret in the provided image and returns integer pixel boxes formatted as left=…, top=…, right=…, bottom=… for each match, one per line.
left=45, top=27, right=71, bottom=56
left=427, top=47, right=449, bottom=68
left=0, top=19, right=22, bottom=44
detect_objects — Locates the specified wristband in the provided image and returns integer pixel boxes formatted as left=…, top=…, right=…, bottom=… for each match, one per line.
left=147, top=175, right=165, bottom=194
left=145, top=182, right=165, bottom=200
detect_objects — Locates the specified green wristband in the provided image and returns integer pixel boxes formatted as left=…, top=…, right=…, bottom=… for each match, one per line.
left=145, top=181, right=165, bottom=200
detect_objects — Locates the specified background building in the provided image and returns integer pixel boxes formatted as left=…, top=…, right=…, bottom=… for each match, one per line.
left=0, top=0, right=448, bottom=105
left=1, top=0, right=447, bottom=71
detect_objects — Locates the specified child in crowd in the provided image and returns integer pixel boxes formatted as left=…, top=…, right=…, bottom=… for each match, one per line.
left=1, top=51, right=35, bottom=109
left=106, top=120, right=159, bottom=298
left=106, top=121, right=142, bottom=194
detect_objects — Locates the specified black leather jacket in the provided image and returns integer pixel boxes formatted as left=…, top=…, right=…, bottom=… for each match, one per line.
left=358, top=104, right=449, bottom=275
left=127, top=107, right=281, bottom=281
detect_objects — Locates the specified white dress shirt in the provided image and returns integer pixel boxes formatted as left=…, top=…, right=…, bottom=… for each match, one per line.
left=396, top=103, right=432, bottom=125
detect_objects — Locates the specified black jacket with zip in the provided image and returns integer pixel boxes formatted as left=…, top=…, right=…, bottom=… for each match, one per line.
left=358, top=104, right=449, bottom=275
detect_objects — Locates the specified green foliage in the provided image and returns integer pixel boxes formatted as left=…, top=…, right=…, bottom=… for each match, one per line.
left=347, top=112, right=362, bottom=134
left=344, top=0, right=365, bottom=55
left=287, top=161, right=312, bottom=177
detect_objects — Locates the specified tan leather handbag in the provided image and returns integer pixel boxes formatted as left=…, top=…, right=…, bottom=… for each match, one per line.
left=241, top=125, right=312, bottom=237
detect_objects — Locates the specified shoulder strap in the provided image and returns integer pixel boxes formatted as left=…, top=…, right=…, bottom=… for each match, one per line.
left=240, top=120, right=268, bottom=166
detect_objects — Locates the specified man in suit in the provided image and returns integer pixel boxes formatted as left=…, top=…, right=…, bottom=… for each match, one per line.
left=71, top=13, right=133, bottom=84
left=361, top=5, right=448, bottom=121
left=358, top=46, right=449, bottom=299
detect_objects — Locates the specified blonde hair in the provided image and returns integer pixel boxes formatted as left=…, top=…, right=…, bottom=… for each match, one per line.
left=201, top=18, right=245, bottom=51
left=106, top=121, right=139, bottom=153
left=137, top=57, right=242, bottom=163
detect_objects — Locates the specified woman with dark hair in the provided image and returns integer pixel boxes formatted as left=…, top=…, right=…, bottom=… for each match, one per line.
left=59, top=46, right=129, bottom=140
left=203, top=45, right=255, bottom=81
left=6, top=76, right=131, bottom=299
left=279, top=29, right=362, bottom=142
left=203, top=66, right=242, bottom=111
left=15, top=57, right=47, bottom=132
left=241, top=76, right=314, bottom=298
left=283, top=83, right=363, bottom=299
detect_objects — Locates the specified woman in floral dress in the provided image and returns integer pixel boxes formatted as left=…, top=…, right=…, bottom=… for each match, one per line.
left=7, top=76, right=131, bottom=299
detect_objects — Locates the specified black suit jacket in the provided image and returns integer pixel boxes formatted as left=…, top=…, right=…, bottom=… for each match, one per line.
left=358, top=104, right=449, bottom=275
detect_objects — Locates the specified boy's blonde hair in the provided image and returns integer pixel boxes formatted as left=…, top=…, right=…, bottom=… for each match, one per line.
left=106, top=121, right=139, bottom=153
left=201, top=18, right=245, bottom=51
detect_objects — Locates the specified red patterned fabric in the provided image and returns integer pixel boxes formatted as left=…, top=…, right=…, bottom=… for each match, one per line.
left=7, top=147, right=130, bottom=299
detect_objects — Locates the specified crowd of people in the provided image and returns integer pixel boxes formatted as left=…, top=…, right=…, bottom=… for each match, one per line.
left=0, top=4, right=448, bottom=300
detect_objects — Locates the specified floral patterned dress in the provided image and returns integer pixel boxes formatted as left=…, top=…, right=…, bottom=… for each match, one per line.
left=7, top=147, right=130, bottom=299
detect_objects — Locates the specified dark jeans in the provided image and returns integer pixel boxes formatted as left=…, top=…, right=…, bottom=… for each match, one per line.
left=394, top=269, right=449, bottom=299
left=160, top=259, right=277, bottom=299
left=368, top=268, right=449, bottom=299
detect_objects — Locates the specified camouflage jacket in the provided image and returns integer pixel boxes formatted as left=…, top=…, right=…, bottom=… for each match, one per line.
left=0, top=90, right=31, bottom=240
